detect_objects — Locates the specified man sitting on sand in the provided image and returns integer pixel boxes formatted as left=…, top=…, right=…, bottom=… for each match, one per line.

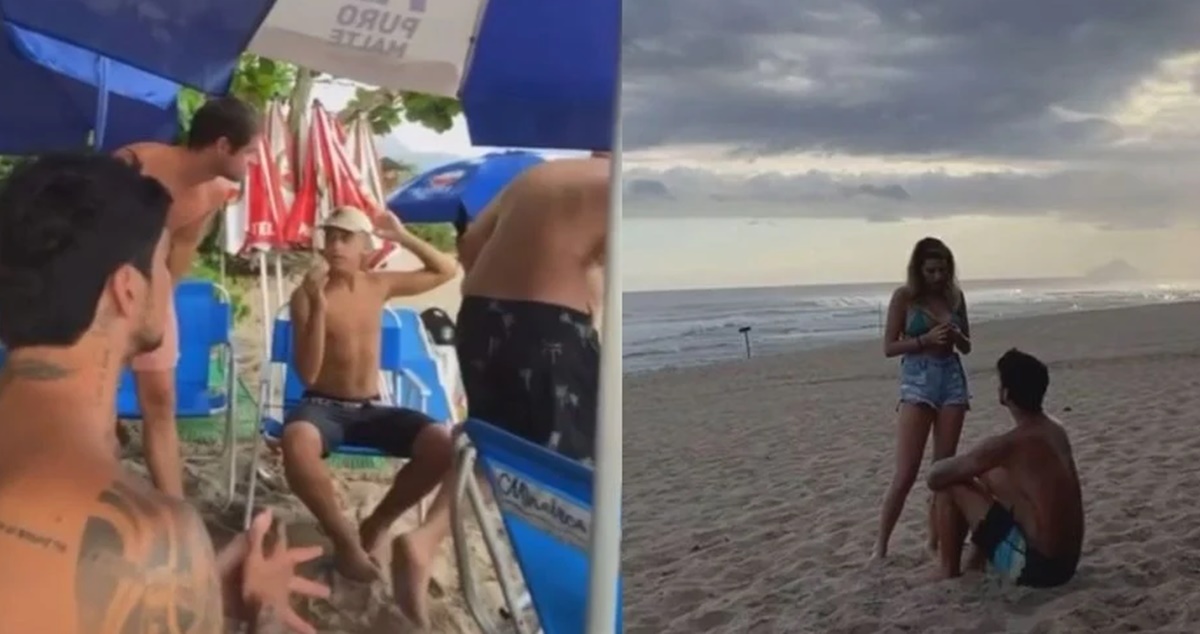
left=0, top=154, right=327, bottom=633
left=454, top=153, right=610, bottom=461
left=927, top=349, right=1084, bottom=586
left=282, top=205, right=458, bottom=583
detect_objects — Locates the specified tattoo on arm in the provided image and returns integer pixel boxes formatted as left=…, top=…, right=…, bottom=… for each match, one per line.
left=75, top=477, right=224, bottom=634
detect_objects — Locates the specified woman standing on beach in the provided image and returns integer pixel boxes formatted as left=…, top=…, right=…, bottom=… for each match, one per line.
left=873, top=237, right=972, bottom=560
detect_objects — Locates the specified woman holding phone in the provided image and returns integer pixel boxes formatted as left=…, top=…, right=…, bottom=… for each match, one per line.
left=872, top=237, right=972, bottom=560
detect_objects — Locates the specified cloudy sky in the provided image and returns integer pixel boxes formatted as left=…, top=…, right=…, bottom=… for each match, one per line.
left=622, top=0, right=1200, bottom=290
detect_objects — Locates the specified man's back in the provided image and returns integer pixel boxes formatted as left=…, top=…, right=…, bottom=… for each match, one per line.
left=1004, top=416, right=1084, bottom=563
left=462, top=157, right=609, bottom=313
left=0, top=447, right=222, bottom=633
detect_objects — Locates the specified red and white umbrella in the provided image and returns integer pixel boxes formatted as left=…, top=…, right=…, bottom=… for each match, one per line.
left=282, top=101, right=397, bottom=266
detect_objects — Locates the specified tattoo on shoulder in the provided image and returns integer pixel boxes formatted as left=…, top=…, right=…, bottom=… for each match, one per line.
left=75, top=477, right=223, bottom=634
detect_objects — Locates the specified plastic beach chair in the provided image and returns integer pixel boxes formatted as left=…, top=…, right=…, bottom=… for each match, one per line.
left=452, top=418, right=624, bottom=634
left=392, top=306, right=454, bottom=422
left=243, top=305, right=439, bottom=528
left=117, top=279, right=239, bottom=502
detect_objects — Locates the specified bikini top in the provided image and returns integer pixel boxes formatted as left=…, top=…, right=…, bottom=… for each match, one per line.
left=905, top=305, right=963, bottom=338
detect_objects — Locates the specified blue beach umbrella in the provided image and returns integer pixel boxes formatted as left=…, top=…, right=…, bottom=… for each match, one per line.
left=386, top=150, right=544, bottom=224
left=7, top=0, right=618, bottom=151
left=460, top=0, right=618, bottom=150
left=0, top=23, right=180, bottom=153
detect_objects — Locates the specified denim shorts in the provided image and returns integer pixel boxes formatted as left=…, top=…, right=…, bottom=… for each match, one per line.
left=898, top=353, right=970, bottom=409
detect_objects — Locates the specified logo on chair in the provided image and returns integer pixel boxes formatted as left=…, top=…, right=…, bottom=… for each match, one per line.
left=493, top=466, right=591, bottom=549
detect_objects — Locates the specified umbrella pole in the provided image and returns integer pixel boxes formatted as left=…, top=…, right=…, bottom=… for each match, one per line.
left=585, top=119, right=623, bottom=630
left=273, top=252, right=285, bottom=315
left=92, top=58, right=111, bottom=150
left=257, top=252, right=272, bottom=355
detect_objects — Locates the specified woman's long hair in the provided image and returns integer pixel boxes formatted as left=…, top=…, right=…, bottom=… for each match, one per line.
left=905, top=237, right=961, bottom=309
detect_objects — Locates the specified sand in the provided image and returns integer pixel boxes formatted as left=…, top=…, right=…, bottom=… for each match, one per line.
left=118, top=271, right=514, bottom=633
left=623, top=301, right=1200, bottom=633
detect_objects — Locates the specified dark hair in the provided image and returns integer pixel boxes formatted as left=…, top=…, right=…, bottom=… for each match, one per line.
left=187, top=96, right=259, bottom=151
left=997, top=348, right=1049, bottom=413
left=905, top=236, right=960, bottom=307
left=0, top=154, right=172, bottom=348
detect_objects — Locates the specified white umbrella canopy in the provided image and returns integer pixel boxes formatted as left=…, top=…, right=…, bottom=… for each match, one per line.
left=247, top=0, right=484, bottom=97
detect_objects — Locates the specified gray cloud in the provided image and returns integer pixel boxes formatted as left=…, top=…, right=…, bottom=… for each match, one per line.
left=623, top=164, right=1197, bottom=229
left=622, top=0, right=1200, bottom=159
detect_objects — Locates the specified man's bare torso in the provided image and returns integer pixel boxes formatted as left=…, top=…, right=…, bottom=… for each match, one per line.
left=310, top=275, right=389, bottom=399
left=0, top=437, right=221, bottom=633
left=118, top=143, right=229, bottom=281
left=991, top=417, right=1084, bottom=561
left=462, top=157, right=609, bottom=315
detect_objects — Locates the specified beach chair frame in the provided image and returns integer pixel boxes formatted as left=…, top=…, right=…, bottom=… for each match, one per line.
left=452, top=433, right=541, bottom=634
left=242, top=304, right=437, bottom=529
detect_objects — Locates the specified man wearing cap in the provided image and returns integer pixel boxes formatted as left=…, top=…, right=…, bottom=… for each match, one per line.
left=282, top=205, right=459, bottom=582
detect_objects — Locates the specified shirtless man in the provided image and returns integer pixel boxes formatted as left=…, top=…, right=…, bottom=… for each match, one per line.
left=116, top=96, right=260, bottom=498
left=0, top=154, right=326, bottom=633
left=927, top=349, right=1084, bottom=586
left=455, top=153, right=610, bottom=461
left=386, top=154, right=611, bottom=625
left=282, top=206, right=458, bottom=585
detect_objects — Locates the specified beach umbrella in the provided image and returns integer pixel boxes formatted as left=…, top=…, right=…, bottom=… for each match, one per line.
left=346, top=116, right=387, bottom=207
left=223, top=106, right=290, bottom=257
left=283, top=101, right=397, bottom=266
left=0, top=22, right=179, bottom=153
left=0, top=0, right=275, bottom=94
left=8, top=0, right=617, bottom=151
left=385, top=151, right=544, bottom=225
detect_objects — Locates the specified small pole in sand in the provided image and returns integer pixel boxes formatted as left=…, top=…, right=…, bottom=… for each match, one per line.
left=738, top=326, right=753, bottom=358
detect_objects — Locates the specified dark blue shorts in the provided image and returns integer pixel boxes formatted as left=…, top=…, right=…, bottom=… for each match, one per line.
left=283, top=390, right=435, bottom=457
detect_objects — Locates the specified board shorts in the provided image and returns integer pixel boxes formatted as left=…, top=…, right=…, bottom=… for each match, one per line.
left=898, top=353, right=969, bottom=410
left=971, top=503, right=1077, bottom=588
left=456, top=296, right=600, bottom=462
left=129, top=290, right=179, bottom=372
left=282, top=390, right=437, bottom=458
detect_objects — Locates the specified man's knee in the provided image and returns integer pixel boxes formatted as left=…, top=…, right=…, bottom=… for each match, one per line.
left=281, top=421, right=325, bottom=458
left=413, top=423, right=454, bottom=470
left=134, top=370, right=176, bottom=420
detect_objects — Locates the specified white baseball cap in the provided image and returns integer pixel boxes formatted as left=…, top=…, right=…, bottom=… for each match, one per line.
left=321, top=205, right=373, bottom=234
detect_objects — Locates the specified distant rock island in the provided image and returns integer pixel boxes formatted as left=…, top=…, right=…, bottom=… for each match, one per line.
left=1085, top=259, right=1144, bottom=281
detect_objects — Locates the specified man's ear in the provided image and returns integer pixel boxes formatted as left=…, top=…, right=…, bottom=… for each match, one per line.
left=107, top=264, right=141, bottom=319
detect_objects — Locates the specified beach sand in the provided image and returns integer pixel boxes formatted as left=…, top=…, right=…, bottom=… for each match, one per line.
left=623, top=302, right=1200, bottom=633
left=117, top=271, right=513, bottom=633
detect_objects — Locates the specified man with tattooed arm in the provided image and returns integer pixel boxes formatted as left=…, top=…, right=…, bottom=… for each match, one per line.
left=0, top=155, right=327, bottom=633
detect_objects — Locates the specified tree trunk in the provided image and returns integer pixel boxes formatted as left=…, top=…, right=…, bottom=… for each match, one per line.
left=286, top=67, right=316, bottom=190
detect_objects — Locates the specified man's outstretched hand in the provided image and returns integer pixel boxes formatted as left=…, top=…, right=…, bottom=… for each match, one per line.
left=217, top=510, right=330, bottom=634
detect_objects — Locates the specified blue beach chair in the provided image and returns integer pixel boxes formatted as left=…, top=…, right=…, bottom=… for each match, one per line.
left=452, top=418, right=624, bottom=634
left=117, top=279, right=239, bottom=501
left=391, top=306, right=454, bottom=422
left=243, top=305, right=439, bottom=528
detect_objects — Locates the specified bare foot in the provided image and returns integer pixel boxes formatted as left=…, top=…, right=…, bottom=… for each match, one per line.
left=334, top=544, right=381, bottom=583
left=359, top=515, right=389, bottom=557
left=929, top=567, right=961, bottom=582
left=965, top=545, right=987, bottom=572
left=391, top=533, right=433, bottom=628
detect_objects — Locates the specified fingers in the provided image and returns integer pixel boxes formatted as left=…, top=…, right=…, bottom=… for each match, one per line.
left=288, top=575, right=332, bottom=600
left=214, top=533, right=250, bottom=574
left=248, top=509, right=273, bottom=557
left=283, top=609, right=319, bottom=634
left=288, top=545, right=325, bottom=565
left=273, top=518, right=289, bottom=556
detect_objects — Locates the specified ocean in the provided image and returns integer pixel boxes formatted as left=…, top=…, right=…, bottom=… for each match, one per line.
left=623, top=278, right=1200, bottom=373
